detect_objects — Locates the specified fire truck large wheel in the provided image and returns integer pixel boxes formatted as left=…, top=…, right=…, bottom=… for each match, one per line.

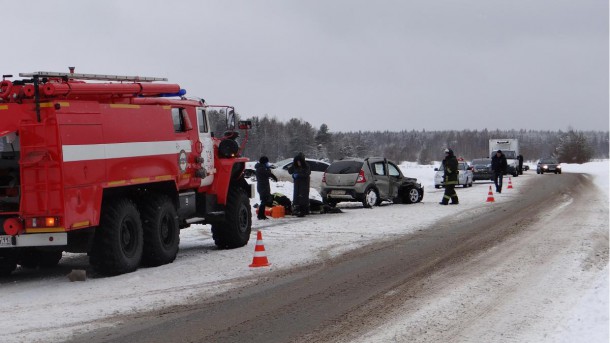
left=141, top=195, right=180, bottom=266
left=91, top=198, right=143, bottom=275
left=0, top=250, right=17, bottom=276
left=212, top=187, right=252, bottom=249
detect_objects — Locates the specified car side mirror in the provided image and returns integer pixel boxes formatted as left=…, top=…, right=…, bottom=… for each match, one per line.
left=434, top=168, right=438, bottom=171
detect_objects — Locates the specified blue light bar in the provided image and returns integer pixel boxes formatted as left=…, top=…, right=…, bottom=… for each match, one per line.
left=159, top=89, right=187, bottom=97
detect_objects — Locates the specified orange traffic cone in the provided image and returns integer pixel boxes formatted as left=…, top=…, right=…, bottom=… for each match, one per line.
left=249, top=230, right=271, bottom=267
left=507, top=177, right=513, bottom=189
left=486, top=185, right=495, bottom=203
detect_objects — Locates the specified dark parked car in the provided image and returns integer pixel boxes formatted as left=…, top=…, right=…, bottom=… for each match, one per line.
left=537, top=158, right=562, bottom=174
left=470, top=158, right=494, bottom=181
left=320, top=157, right=424, bottom=208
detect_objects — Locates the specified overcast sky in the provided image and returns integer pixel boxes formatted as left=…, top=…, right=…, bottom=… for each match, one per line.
left=3, top=1, right=608, bottom=132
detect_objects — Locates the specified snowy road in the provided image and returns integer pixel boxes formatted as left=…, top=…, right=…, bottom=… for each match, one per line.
left=65, top=171, right=609, bottom=342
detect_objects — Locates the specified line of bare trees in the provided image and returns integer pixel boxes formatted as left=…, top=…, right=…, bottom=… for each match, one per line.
left=209, top=112, right=608, bottom=164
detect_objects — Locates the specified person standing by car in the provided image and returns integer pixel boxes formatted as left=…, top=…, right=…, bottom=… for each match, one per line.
left=492, top=150, right=508, bottom=193
left=288, top=152, right=311, bottom=217
left=517, top=154, right=524, bottom=175
left=255, top=156, right=278, bottom=220
left=440, top=149, right=459, bottom=205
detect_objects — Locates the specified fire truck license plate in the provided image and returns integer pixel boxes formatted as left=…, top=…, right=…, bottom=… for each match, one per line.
left=0, top=235, right=13, bottom=247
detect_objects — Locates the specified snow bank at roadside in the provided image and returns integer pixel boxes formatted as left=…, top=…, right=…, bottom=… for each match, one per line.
left=0, top=161, right=606, bottom=343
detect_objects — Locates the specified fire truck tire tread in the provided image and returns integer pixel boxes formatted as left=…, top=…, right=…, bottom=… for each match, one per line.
left=91, top=198, right=143, bottom=275
left=212, top=187, right=252, bottom=249
left=141, top=195, right=180, bottom=266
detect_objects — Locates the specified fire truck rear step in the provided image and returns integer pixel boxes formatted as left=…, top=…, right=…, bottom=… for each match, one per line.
left=0, top=233, right=67, bottom=248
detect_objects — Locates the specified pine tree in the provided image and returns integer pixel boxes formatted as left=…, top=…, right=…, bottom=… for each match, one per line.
left=556, top=130, right=593, bottom=163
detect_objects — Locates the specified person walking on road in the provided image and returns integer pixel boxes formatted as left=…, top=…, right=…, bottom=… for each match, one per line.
left=288, top=152, right=311, bottom=217
left=255, top=156, right=278, bottom=220
left=439, top=149, right=459, bottom=205
left=492, top=150, right=508, bottom=193
left=517, top=154, right=524, bottom=175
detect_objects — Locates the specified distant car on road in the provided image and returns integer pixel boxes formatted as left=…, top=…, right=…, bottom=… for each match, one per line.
left=470, top=158, right=493, bottom=182
left=537, top=158, right=562, bottom=174
left=244, top=158, right=330, bottom=190
left=321, top=157, right=424, bottom=208
left=434, top=161, right=473, bottom=188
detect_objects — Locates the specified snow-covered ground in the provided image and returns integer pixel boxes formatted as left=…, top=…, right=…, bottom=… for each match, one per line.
left=0, top=161, right=607, bottom=343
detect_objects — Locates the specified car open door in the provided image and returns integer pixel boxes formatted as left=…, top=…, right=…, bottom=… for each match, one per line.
left=369, top=160, right=390, bottom=200
left=387, top=162, right=402, bottom=198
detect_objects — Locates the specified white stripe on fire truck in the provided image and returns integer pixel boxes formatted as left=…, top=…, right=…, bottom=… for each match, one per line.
left=62, top=140, right=192, bottom=162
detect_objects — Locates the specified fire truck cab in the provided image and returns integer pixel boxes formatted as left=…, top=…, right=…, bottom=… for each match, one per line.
left=0, top=70, right=252, bottom=275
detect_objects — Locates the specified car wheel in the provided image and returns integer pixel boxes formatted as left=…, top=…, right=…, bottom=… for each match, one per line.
left=403, top=187, right=420, bottom=204
left=362, top=187, right=378, bottom=208
left=324, top=199, right=338, bottom=208
left=434, top=185, right=440, bottom=189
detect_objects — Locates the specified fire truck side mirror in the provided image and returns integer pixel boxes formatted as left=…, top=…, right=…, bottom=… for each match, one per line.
left=226, top=110, right=236, bottom=131
left=238, top=120, right=252, bottom=130
left=182, top=112, right=193, bottom=131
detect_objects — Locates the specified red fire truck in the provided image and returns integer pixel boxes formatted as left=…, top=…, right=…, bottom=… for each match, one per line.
left=0, top=69, right=253, bottom=275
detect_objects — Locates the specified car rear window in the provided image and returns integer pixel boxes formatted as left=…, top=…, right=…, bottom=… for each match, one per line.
left=326, top=161, right=363, bottom=174
left=472, top=159, right=490, bottom=165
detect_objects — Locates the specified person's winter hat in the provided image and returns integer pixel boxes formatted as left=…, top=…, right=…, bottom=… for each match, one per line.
left=496, top=150, right=502, bottom=154
left=445, top=148, right=454, bottom=156
left=259, top=156, right=269, bottom=164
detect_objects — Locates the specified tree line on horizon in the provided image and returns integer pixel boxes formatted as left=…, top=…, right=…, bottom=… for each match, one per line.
left=208, top=111, right=608, bottom=165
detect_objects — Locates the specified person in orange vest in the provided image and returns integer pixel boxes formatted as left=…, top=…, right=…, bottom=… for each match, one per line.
left=440, top=148, right=459, bottom=205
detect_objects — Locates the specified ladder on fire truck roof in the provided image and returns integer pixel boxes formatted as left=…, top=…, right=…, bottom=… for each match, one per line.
left=19, top=71, right=167, bottom=82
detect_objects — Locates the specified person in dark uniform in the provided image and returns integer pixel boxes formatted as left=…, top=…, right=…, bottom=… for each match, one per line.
left=288, top=152, right=311, bottom=217
left=491, top=150, right=508, bottom=193
left=440, top=149, right=459, bottom=205
left=517, top=154, right=524, bottom=175
left=255, top=156, right=277, bottom=220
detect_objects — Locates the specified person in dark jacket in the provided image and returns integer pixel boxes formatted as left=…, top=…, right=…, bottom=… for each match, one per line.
left=255, top=156, right=278, bottom=220
left=517, top=154, right=524, bottom=175
left=491, top=150, right=508, bottom=193
left=440, top=148, right=459, bottom=205
left=287, top=152, right=311, bottom=217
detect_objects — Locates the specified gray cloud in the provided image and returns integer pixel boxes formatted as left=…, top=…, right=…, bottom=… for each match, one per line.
left=3, top=0, right=608, bottom=132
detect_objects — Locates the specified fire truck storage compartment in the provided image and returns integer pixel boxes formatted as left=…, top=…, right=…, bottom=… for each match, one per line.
left=178, top=191, right=196, bottom=220
left=0, top=140, right=20, bottom=212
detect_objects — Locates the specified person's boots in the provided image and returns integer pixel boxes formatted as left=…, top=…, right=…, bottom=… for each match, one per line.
left=257, top=206, right=268, bottom=219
